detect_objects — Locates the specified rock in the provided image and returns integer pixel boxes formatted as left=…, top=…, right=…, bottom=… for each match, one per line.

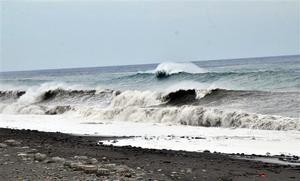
left=17, top=153, right=33, bottom=158
left=116, top=165, right=133, bottom=177
left=0, top=143, right=8, bottom=148
left=104, top=163, right=116, bottom=168
left=97, top=168, right=110, bottom=176
left=74, top=155, right=88, bottom=160
left=186, top=168, right=192, bottom=173
left=18, top=153, right=33, bottom=161
left=34, top=153, right=47, bottom=161
left=26, top=149, right=38, bottom=154
left=75, top=164, right=98, bottom=174
left=17, top=153, right=28, bottom=157
left=4, top=139, right=21, bottom=146
left=123, top=172, right=132, bottom=178
left=64, top=160, right=82, bottom=169
left=87, top=158, right=98, bottom=164
left=64, top=160, right=75, bottom=167
left=51, top=156, right=66, bottom=163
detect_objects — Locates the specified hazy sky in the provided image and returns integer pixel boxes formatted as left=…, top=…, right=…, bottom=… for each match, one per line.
left=1, top=0, right=299, bottom=71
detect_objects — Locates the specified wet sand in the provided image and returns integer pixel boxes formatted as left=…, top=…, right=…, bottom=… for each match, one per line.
left=0, top=128, right=299, bottom=181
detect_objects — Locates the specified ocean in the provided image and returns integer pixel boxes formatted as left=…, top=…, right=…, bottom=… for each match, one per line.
left=0, top=55, right=300, bottom=156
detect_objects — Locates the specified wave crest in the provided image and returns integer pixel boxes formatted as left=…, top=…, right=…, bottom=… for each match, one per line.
left=152, top=62, right=206, bottom=78
left=1, top=84, right=299, bottom=131
left=76, top=106, right=300, bottom=131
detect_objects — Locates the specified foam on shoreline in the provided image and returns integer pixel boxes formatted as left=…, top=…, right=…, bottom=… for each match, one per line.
left=1, top=114, right=299, bottom=157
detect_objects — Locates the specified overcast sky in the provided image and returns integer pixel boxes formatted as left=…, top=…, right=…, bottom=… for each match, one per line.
left=1, top=0, right=299, bottom=71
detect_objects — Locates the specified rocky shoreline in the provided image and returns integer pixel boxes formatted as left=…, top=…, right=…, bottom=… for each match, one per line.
left=0, top=128, right=299, bottom=180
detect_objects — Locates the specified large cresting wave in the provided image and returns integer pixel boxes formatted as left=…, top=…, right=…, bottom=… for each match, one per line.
left=149, top=62, right=207, bottom=78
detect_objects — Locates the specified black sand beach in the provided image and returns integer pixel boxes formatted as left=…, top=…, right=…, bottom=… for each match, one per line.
left=0, top=128, right=299, bottom=181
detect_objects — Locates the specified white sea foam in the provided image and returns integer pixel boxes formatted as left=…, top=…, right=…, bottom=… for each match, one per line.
left=74, top=105, right=300, bottom=131
left=110, top=90, right=162, bottom=107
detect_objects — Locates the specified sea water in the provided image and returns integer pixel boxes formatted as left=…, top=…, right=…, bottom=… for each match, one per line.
left=0, top=55, right=299, bottom=156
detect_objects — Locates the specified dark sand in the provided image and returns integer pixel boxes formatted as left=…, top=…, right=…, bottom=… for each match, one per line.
left=0, top=128, right=299, bottom=181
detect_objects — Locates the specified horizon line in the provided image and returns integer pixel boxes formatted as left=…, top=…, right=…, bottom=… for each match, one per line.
left=1, top=54, right=299, bottom=74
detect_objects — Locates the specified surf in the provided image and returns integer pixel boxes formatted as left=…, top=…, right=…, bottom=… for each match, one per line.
left=1, top=85, right=299, bottom=131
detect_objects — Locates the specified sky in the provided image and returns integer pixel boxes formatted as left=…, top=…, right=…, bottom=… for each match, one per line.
left=0, top=0, right=299, bottom=71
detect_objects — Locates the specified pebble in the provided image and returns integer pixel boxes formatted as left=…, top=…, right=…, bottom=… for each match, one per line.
left=26, top=149, right=38, bottom=154
left=17, top=153, right=32, bottom=158
left=186, top=168, right=192, bottom=173
left=115, top=165, right=133, bottom=177
left=75, top=164, right=98, bottom=174
left=74, top=155, right=88, bottom=160
left=34, top=153, right=47, bottom=161
left=51, top=156, right=66, bottom=163
left=97, top=168, right=110, bottom=176
left=64, top=160, right=82, bottom=169
left=0, top=143, right=8, bottom=148
left=87, top=158, right=98, bottom=164
left=4, top=139, right=21, bottom=146
left=104, top=163, right=117, bottom=168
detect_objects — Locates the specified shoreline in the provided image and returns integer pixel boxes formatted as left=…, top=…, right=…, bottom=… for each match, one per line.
left=0, top=128, right=299, bottom=180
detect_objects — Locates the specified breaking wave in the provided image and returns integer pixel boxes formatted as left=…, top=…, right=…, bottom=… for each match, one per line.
left=0, top=90, right=26, bottom=100
left=1, top=85, right=299, bottom=131
left=149, top=62, right=206, bottom=78
left=77, top=106, right=300, bottom=131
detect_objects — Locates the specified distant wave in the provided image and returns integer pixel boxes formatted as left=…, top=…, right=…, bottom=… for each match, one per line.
left=129, top=69, right=300, bottom=87
left=147, top=62, right=207, bottom=78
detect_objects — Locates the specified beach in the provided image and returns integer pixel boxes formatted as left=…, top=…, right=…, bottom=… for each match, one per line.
left=2, top=1, right=300, bottom=180
left=0, top=128, right=299, bottom=181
